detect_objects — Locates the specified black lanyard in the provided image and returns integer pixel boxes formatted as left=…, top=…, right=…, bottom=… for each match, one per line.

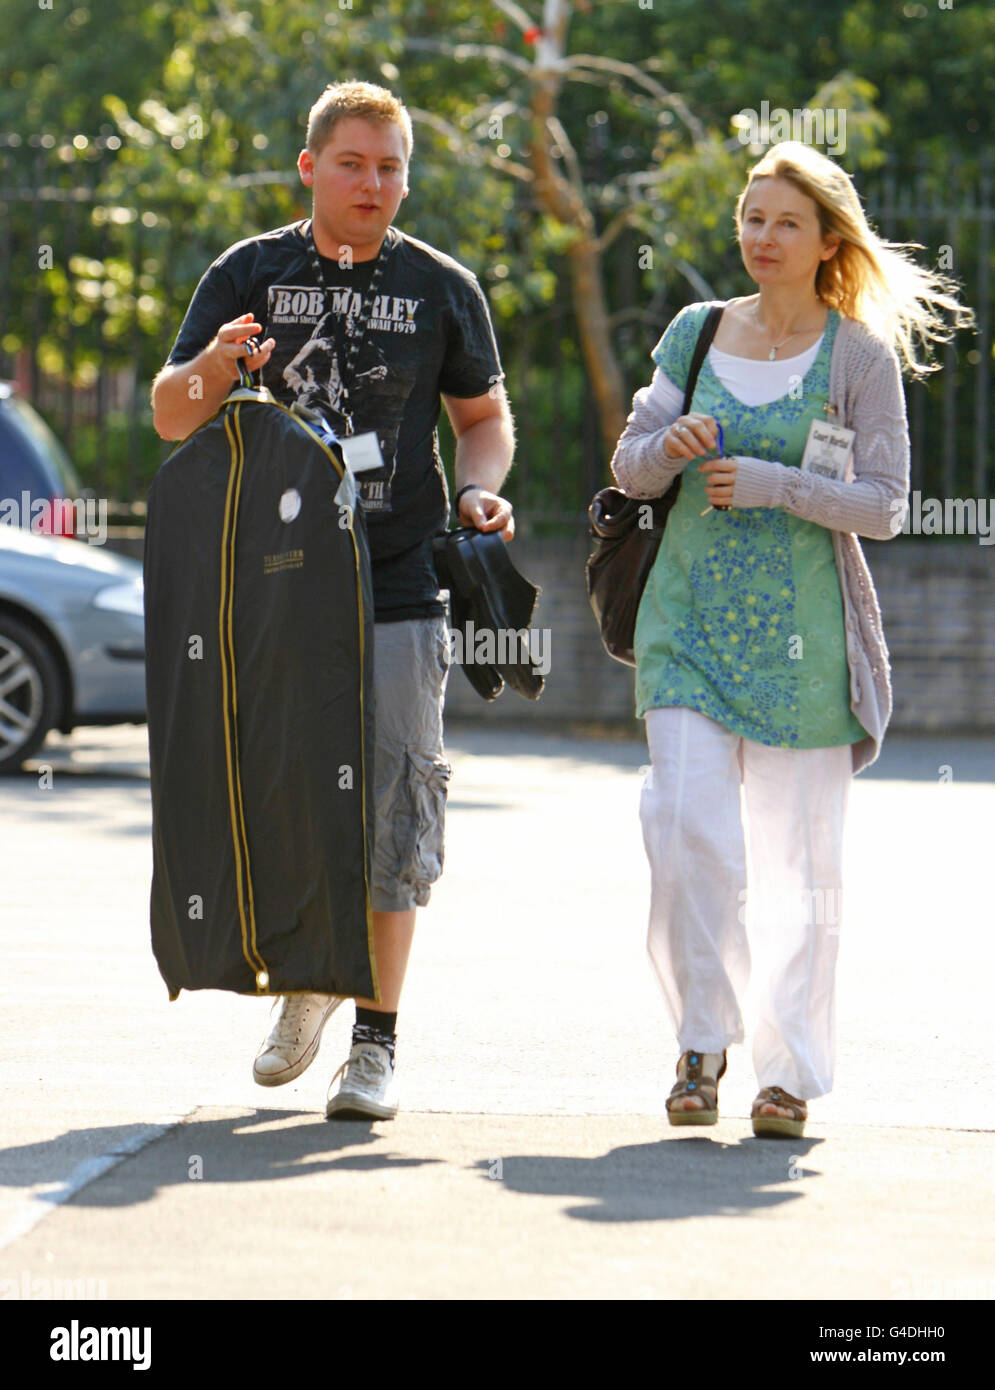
left=303, top=219, right=397, bottom=436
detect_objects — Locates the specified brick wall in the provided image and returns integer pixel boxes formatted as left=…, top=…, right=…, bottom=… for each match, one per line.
left=442, top=532, right=995, bottom=733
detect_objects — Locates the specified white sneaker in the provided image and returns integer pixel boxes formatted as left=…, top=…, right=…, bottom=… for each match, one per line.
left=252, top=993, right=344, bottom=1087
left=325, top=1042, right=398, bottom=1120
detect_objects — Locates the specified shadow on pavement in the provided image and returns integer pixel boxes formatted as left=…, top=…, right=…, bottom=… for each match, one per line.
left=473, top=1134, right=824, bottom=1223
left=1, top=1110, right=442, bottom=1212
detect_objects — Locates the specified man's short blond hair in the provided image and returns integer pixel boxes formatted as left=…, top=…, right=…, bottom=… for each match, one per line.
left=306, top=81, right=413, bottom=162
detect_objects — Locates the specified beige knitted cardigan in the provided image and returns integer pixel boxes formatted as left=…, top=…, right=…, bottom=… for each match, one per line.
left=610, top=312, right=910, bottom=773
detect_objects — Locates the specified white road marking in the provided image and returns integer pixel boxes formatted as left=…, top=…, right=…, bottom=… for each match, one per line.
left=0, top=1116, right=188, bottom=1251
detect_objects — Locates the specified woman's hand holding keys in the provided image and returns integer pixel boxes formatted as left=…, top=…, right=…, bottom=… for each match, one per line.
left=661, top=414, right=735, bottom=514
left=696, top=423, right=736, bottom=514
left=663, top=412, right=720, bottom=461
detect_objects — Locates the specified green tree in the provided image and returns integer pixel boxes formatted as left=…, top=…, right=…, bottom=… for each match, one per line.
left=0, top=0, right=987, bottom=501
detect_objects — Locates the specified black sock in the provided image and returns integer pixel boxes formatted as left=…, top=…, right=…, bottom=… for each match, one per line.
left=353, top=1008, right=397, bottom=1066
left=355, top=1007, right=397, bottom=1034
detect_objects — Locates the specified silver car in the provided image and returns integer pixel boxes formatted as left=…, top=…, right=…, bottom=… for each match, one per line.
left=0, top=525, right=146, bottom=773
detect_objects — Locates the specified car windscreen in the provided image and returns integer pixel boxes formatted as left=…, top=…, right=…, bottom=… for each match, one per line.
left=0, top=396, right=84, bottom=500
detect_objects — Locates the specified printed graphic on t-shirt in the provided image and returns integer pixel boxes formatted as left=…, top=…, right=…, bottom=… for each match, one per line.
left=265, top=283, right=424, bottom=514
left=165, top=224, right=504, bottom=613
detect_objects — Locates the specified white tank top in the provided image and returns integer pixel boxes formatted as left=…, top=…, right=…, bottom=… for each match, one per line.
left=706, top=338, right=823, bottom=407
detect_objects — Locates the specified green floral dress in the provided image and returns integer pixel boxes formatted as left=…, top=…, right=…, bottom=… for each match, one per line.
left=634, top=303, right=867, bottom=749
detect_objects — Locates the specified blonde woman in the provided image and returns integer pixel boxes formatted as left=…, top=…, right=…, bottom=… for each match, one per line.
left=611, top=142, right=970, bottom=1137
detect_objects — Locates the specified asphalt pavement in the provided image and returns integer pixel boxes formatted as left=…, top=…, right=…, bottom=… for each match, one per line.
left=1, top=722, right=993, bottom=1301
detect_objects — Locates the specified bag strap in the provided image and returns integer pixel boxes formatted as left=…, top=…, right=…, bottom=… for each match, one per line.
left=681, top=302, right=725, bottom=414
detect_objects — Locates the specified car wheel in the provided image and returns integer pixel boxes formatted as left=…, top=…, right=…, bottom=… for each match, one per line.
left=0, top=615, right=63, bottom=774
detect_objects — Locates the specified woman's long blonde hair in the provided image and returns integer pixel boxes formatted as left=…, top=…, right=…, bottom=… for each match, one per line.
left=734, top=142, right=974, bottom=377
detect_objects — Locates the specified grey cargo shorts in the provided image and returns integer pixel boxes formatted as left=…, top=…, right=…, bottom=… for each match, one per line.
left=370, top=616, right=452, bottom=912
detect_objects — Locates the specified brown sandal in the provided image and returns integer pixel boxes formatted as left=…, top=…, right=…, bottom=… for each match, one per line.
left=666, top=1050, right=727, bottom=1127
left=751, top=1086, right=808, bottom=1138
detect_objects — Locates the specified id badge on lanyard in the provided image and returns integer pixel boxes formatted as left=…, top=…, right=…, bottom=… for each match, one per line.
left=800, top=412, right=855, bottom=480
left=340, top=430, right=385, bottom=474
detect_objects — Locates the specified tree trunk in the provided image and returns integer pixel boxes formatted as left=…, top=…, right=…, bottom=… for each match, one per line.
left=527, top=1, right=628, bottom=467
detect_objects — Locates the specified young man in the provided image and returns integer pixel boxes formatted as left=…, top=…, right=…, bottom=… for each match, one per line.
left=152, top=81, right=515, bottom=1120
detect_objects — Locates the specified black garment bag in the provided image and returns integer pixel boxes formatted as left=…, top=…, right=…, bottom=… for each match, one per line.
left=144, top=378, right=377, bottom=1001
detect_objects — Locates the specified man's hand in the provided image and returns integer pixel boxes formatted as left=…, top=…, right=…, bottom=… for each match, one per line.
left=151, top=313, right=277, bottom=440
left=457, top=486, right=515, bottom=541
left=443, top=387, right=516, bottom=542
left=212, top=312, right=275, bottom=381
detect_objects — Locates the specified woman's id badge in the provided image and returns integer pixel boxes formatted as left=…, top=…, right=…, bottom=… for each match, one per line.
left=800, top=418, right=855, bottom=480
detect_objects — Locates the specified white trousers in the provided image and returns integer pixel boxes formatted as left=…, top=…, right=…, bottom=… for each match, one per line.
left=640, top=707, right=852, bottom=1099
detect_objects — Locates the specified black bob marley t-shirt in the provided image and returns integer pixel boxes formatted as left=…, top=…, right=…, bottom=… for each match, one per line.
left=166, top=220, right=504, bottom=621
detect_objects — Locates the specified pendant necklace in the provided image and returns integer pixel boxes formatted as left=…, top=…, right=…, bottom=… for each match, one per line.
left=753, top=305, right=820, bottom=360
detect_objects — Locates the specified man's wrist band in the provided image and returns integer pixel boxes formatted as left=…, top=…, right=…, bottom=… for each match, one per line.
left=454, top=484, right=484, bottom=506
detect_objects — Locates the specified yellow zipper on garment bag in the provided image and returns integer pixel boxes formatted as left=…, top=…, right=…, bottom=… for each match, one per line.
left=220, top=405, right=268, bottom=989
